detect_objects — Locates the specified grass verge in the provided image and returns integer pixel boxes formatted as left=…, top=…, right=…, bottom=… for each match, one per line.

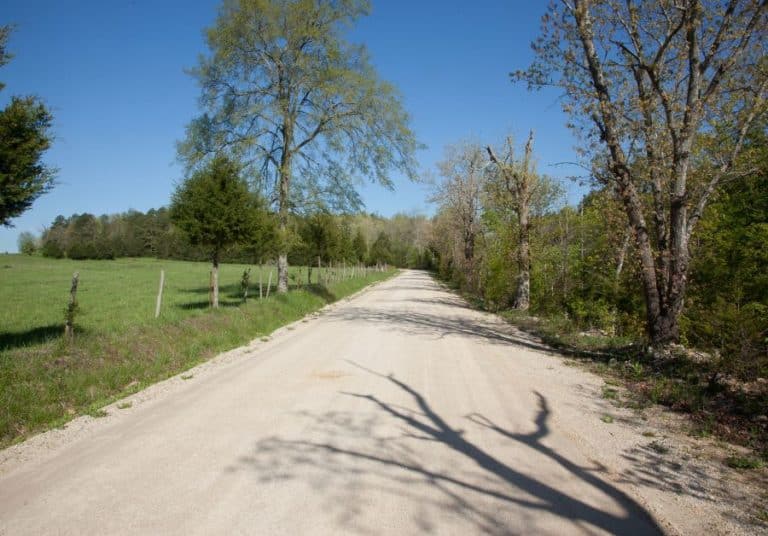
left=433, top=275, right=767, bottom=461
left=1, top=261, right=395, bottom=448
left=499, top=309, right=768, bottom=460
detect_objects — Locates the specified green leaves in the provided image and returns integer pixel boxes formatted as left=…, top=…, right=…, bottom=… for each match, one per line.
left=0, top=26, right=56, bottom=227
left=0, top=96, right=56, bottom=227
left=170, top=155, right=263, bottom=258
left=180, top=0, right=420, bottom=214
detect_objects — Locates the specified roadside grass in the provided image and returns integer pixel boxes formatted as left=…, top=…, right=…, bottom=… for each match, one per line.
left=497, top=309, right=768, bottom=461
left=0, top=255, right=394, bottom=448
left=433, top=275, right=768, bottom=461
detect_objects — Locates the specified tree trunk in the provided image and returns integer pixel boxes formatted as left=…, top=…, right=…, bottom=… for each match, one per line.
left=277, top=253, right=288, bottom=293
left=211, top=251, right=220, bottom=308
left=277, top=141, right=292, bottom=293
left=514, top=206, right=531, bottom=311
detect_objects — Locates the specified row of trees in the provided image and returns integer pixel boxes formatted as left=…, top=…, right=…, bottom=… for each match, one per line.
left=29, top=201, right=432, bottom=269
left=431, top=129, right=767, bottom=376
left=431, top=0, right=767, bottom=373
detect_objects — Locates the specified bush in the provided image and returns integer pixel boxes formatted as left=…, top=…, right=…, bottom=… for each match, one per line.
left=17, top=232, right=38, bottom=255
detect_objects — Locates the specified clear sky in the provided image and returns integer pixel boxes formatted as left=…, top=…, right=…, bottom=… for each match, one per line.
left=0, top=0, right=584, bottom=253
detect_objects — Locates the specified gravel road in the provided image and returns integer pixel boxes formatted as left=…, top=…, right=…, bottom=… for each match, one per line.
left=0, top=270, right=746, bottom=535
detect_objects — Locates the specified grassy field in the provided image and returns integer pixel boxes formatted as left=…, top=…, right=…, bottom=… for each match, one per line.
left=0, top=255, right=394, bottom=447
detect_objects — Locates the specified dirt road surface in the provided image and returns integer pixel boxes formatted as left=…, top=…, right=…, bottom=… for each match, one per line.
left=0, top=271, right=746, bottom=535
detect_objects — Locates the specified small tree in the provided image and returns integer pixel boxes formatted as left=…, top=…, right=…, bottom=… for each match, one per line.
left=17, top=231, right=38, bottom=255
left=170, top=155, right=258, bottom=308
left=0, top=26, right=55, bottom=227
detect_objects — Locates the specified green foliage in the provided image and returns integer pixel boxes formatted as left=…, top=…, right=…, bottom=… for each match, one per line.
left=368, top=231, right=393, bottom=265
left=0, top=96, right=55, bottom=227
left=725, top=456, right=764, bottom=470
left=180, top=0, right=420, bottom=212
left=684, top=134, right=768, bottom=378
left=0, top=26, right=55, bottom=226
left=352, top=228, right=367, bottom=262
left=170, top=155, right=261, bottom=262
left=17, top=231, right=38, bottom=255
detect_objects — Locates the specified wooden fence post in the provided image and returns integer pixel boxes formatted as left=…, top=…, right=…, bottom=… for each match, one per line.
left=64, top=272, right=79, bottom=339
left=155, top=269, right=165, bottom=318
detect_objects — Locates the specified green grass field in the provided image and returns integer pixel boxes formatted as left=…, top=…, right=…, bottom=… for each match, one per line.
left=0, top=255, right=393, bottom=447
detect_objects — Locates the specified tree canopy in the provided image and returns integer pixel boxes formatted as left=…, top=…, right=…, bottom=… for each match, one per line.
left=170, top=155, right=263, bottom=306
left=0, top=25, right=55, bottom=227
left=515, top=0, right=768, bottom=346
left=179, top=0, right=421, bottom=291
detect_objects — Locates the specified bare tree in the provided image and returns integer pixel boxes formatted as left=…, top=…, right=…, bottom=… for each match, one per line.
left=486, top=132, right=537, bottom=311
left=430, top=142, right=485, bottom=291
left=517, top=0, right=768, bottom=346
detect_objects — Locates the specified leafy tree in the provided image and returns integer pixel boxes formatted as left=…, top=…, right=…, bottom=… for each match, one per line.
left=351, top=228, right=367, bottom=263
left=486, top=133, right=539, bottom=309
left=179, top=0, right=420, bottom=293
left=0, top=26, right=55, bottom=227
left=685, top=126, right=768, bottom=376
left=368, top=231, right=393, bottom=266
left=516, top=0, right=768, bottom=347
left=170, top=155, right=260, bottom=307
left=17, top=230, right=37, bottom=255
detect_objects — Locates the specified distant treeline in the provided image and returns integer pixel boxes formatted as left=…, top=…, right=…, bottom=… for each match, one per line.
left=23, top=209, right=435, bottom=269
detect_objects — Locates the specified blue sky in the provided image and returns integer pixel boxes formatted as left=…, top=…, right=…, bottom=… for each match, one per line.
left=0, top=0, right=584, bottom=252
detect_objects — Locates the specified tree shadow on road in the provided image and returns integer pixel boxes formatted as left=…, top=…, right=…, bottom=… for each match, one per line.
left=326, top=304, right=556, bottom=355
left=232, top=363, right=662, bottom=535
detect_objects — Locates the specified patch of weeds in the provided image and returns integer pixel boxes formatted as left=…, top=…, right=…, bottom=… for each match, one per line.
left=181, top=374, right=194, bottom=380
left=625, top=361, right=644, bottom=380
left=648, top=440, right=670, bottom=454
left=88, top=408, right=108, bottom=418
left=116, top=402, right=132, bottom=409
left=642, top=431, right=656, bottom=437
left=725, top=455, right=764, bottom=470
left=756, top=510, right=768, bottom=523
left=690, top=414, right=717, bottom=438
left=601, top=414, right=614, bottom=424
left=602, top=386, right=619, bottom=400
left=260, top=337, right=270, bottom=342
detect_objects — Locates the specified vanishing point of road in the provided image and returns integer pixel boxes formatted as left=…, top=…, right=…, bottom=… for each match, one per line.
left=0, top=271, right=672, bottom=535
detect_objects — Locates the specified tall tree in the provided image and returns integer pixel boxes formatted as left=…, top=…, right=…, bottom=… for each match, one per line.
left=0, top=26, right=55, bottom=227
left=516, top=0, right=768, bottom=347
left=180, top=0, right=420, bottom=293
left=486, top=132, right=540, bottom=310
left=170, top=155, right=260, bottom=308
left=431, top=142, right=485, bottom=292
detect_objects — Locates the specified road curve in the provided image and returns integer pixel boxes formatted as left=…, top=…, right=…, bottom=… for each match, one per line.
left=0, top=270, right=670, bottom=535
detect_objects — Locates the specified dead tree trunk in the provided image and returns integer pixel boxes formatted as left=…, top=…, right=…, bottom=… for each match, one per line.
left=487, top=130, right=535, bottom=311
